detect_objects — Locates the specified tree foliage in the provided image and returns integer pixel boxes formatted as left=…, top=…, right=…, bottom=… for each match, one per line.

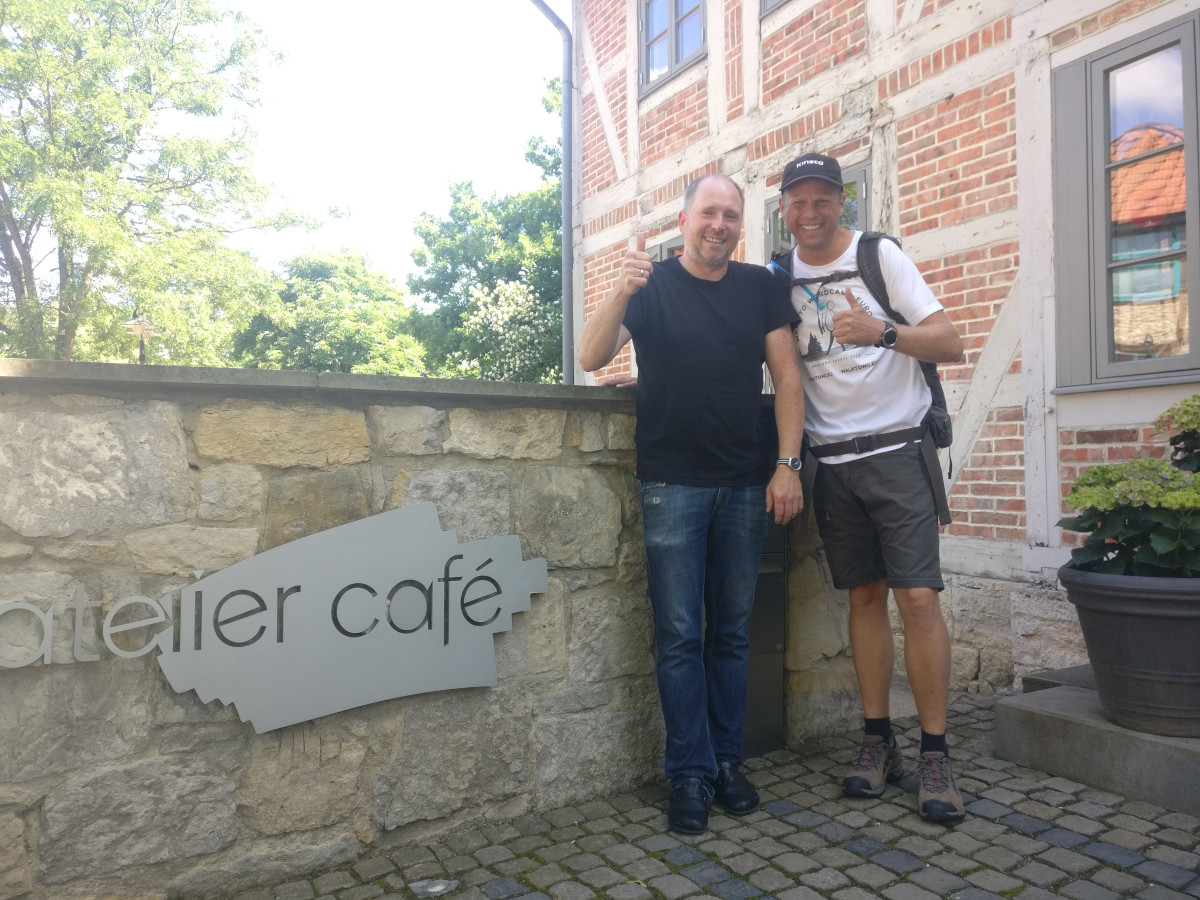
left=0, top=0, right=276, bottom=361
left=232, top=251, right=424, bottom=375
left=407, top=78, right=562, bottom=383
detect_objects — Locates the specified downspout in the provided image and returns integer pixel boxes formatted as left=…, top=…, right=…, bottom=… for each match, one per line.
left=528, top=0, right=575, bottom=384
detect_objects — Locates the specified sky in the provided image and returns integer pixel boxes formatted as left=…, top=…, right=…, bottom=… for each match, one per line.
left=227, top=0, right=572, bottom=288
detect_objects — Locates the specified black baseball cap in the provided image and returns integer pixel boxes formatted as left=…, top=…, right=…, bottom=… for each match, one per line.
left=780, top=153, right=843, bottom=192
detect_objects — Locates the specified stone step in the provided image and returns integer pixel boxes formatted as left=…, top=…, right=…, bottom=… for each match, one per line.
left=995, top=683, right=1200, bottom=818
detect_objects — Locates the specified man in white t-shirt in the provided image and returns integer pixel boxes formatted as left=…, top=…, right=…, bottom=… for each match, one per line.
left=778, top=153, right=967, bottom=823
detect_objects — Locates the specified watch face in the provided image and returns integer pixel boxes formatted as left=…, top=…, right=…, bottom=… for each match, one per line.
left=882, top=324, right=899, bottom=348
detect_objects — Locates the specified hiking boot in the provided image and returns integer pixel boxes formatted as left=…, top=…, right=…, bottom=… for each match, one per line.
left=842, top=734, right=905, bottom=798
left=915, top=751, right=965, bottom=822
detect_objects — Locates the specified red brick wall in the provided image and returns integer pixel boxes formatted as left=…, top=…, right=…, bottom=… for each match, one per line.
left=641, top=79, right=709, bottom=167
left=762, top=0, right=868, bottom=104
left=725, top=0, right=743, bottom=121
left=947, top=407, right=1025, bottom=541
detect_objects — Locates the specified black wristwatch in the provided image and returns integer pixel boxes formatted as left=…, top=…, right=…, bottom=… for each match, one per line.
left=777, top=457, right=802, bottom=472
left=877, top=321, right=899, bottom=349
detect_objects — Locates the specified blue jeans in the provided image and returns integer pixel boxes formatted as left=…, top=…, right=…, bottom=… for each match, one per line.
left=640, top=482, right=769, bottom=787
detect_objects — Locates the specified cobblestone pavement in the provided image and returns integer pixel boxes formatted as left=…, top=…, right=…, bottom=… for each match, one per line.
left=235, top=694, right=1200, bottom=900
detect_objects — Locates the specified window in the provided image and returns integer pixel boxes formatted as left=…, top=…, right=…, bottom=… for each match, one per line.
left=653, top=235, right=685, bottom=260
left=640, top=0, right=705, bottom=93
left=1054, top=13, right=1200, bottom=388
left=765, top=162, right=870, bottom=261
left=761, top=0, right=789, bottom=14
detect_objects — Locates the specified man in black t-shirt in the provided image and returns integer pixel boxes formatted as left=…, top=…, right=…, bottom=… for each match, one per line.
left=579, top=174, right=805, bottom=835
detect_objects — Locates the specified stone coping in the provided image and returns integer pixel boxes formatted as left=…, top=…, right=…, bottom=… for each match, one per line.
left=0, top=358, right=638, bottom=410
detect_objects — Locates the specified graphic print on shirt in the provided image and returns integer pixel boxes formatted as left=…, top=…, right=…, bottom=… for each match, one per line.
left=792, top=279, right=884, bottom=380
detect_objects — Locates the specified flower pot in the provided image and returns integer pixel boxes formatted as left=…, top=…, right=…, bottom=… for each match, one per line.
left=1059, top=564, right=1200, bottom=738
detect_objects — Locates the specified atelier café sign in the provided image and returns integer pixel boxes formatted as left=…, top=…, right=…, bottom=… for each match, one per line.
left=0, top=503, right=549, bottom=731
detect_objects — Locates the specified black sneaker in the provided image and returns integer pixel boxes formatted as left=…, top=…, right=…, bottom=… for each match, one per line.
left=842, top=734, right=905, bottom=798
left=715, top=760, right=759, bottom=815
left=915, top=751, right=965, bottom=822
left=667, top=777, right=711, bottom=834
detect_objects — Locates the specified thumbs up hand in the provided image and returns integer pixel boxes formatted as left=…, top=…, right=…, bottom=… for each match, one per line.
left=620, top=233, right=654, bottom=296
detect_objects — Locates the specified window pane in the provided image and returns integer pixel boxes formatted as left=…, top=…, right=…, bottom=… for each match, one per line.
left=677, top=10, right=701, bottom=60
left=676, top=0, right=700, bottom=15
left=841, top=181, right=860, bottom=230
left=648, top=36, right=668, bottom=81
left=1110, top=43, right=1184, bottom=155
left=1110, top=260, right=1189, bottom=360
left=647, top=0, right=666, bottom=40
left=1109, top=146, right=1186, bottom=261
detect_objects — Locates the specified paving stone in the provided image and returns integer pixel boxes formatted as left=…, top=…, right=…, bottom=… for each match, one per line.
left=638, top=834, right=681, bottom=854
left=1091, top=866, right=1148, bottom=894
left=647, top=873, right=702, bottom=899
left=838, top=855, right=899, bottom=890
left=341, top=886, right=386, bottom=900
left=707, top=879, right=762, bottom=900
left=878, top=883, right=939, bottom=900
left=748, top=866, right=796, bottom=893
left=680, top=860, right=733, bottom=887
left=1040, top=827, right=1090, bottom=848
left=870, top=849, right=924, bottom=875
left=725, top=852, right=769, bottom=875
left=798, top=866, right=850, bottom=891
left=606, top=883, right=652, bottom=900
left=1134, top=860, right=1199, bottom=890
left=1056, top=815, right=1108, bottom=837
left=620, top=856, right=669, bottom=881
left=273, top=882, right=316, bottom=900
left=1001, top=812, right=1056, bottom=835
left=927, top=851, right=979, bottom=874
left=576, top=834, right=617, bottom=853
left=527, top=865, right=570, bottom=889
left=547, top=883, right=595, bottom=900
left=577, top=866, right=625, bottom=889
left=1147, top=845, right=1200, bottom=871
left=972, top=846, right=1024, bottom=871
left=907, top=865, right=971, bottom=894
left=353, top=857, right=397, bottom=881
left=1083, top=841, right=1147, bottom=868
left=1058, top=881, right=1120, bottom=900
left=963, top=868, right=1024, bottom=893
left=482, top=877, right=528, bottom=899
left=313, top=871, right=358, bottom=893
left=1011, top=860, right=1068, bottom=888
left=966, top=798, right=1015, bottom=819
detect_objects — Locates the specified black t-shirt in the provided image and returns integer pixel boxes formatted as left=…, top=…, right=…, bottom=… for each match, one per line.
left=623, top=256, right=798, bottom=486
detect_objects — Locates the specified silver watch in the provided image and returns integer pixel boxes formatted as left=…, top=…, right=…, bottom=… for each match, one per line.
left=777, top=457, right=802, bottom=471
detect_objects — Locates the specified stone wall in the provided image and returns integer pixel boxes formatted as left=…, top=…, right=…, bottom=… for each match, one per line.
left=0, top=361, right=1077, bottom=898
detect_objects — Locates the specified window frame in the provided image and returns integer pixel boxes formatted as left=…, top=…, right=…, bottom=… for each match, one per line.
left=761, top=0, right=789, bottom=14
left=1053, top=12, right=1200, bottom=389
left=639, top=0, right=707, bottom=96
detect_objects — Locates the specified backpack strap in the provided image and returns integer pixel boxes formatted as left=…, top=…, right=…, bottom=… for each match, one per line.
left=856, top=231, right=904, bottom=323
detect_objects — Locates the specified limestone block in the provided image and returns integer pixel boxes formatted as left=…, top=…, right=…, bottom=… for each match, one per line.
left=125, top=525, right=259, bottom=576
left=607, top=414, right=636, bottom=450
left=0, top=544, right=32, bottom=561
left=38, top=755, right=237, bottom=882
left=193, top=401, right=369, bottom=468
left=0, top=661, right=161, bottom=783
left=0, top=401, right=190, bottom=538
left=980, top=646, right=1013, bottom=686
left=517, top=468, right=621, bottom=568
left=949, top=646, right=981, bottom=690
left=402, top=469, right=512, bottom=543
left=531, top=683, right=614, bottom=716
left=526, top=578, right=567, bottom=676
left=617, top=539, right=646, bottom=584
left=533, top=707, right=664, bottom=808
left=0, top=572, right=95, bottom=666
left=40, top=541, right=120, bottom=563
left=785, top=661, right=861, bottom=744
left=376, top=690, right=530, bottom=830
left=0, top=813, right=31, bottom=900
left=568, top=412, right=605, bottom=452
left=261, top=470, right=369, bottom=550
left=198, top=464, right=266, bottom=521
left=368, top=405, right=447, bottom=455
left=567, top=593, right=655, bottom=683
left=237, top=724, right=367, bottom=836
left=1011, top=586, right=1088, bottom=674
left=786, top=555, right=849, bottom=669
left=948, top=575, right=1013, bottom=651
left=166, top=832, right=361, bottom=900
left=444, top=408, right=565, bottom=461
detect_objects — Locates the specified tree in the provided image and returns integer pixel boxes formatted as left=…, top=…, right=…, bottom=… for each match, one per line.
left=408, top=79, right=562, bottom=383
left=232, top=251, right=425, bottom=375
left=0, top=0, right=277, bottom=361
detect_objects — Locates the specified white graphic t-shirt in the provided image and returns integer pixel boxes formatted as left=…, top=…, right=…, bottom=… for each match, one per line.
left=789, top=233, right=943, bottom=464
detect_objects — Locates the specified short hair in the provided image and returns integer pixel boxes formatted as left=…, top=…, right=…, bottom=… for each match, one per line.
left=682, top=174, right=745, bottom=212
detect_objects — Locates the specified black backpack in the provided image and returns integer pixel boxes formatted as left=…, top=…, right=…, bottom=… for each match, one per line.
left=770, top=231, right=953, bottom=451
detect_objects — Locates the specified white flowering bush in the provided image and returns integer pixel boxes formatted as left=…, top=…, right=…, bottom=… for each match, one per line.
left=455, top=280, right=562, bottom=384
